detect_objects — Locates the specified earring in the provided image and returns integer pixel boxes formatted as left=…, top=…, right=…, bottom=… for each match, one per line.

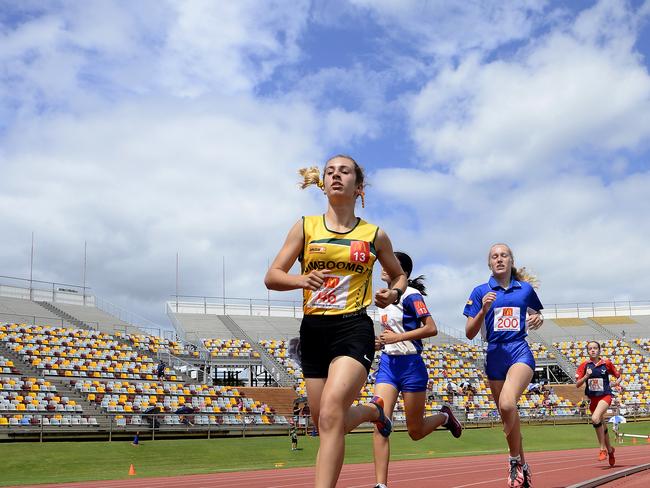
left=360, top=191, right=365, bottom=208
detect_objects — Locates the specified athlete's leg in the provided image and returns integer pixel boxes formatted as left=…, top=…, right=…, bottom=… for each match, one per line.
left=372, top=383, right=399, bottom=486
left=591, top=399, right=611, bottom=452
left=490, top=379, right=523, bottom=461
left=315, top=356, right=378, bottom=488
left=402, top=391, right=447, bottom=440
left=492, top=363, right=533, bottom=458
left=305, top=378, right=326, bottom=432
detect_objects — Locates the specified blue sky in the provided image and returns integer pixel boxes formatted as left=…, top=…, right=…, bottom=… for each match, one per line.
left=1, top=0, right=649, bottom=332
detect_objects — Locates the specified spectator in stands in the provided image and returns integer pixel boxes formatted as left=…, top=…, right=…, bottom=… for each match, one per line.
left=576, top=340, right=622, bottom=467
left=578, top=399, right=588, bottom=418
left=176, top=405, right=196, bottom=426
left=156, top=360, right=166, bottom=381
left=446, top=381, right=458, bottom=397
left=464, top=243, right=544, bottom=488
left=526, top=382, right=541, bottom=395
left=372, top=252, right=462, bottom=488
left=264, top=156, right=407, bottom=488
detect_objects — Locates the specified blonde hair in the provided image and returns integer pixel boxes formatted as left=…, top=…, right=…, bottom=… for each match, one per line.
left=298, top=166, right=324, bottom=190
left=488, top=243, right=540, bottom=289
left=298, top=155, right=366, bottom=207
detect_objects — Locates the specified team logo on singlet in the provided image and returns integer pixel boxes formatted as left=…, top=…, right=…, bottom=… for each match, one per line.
left=494, top=307, right=521, bottom=331
left=413, top=300, right=429, bottom=316
left=381, top=314, right=388, bottom=326
left=308, top=245, right=327, bottom=254
left=350, top=241, right=370, bottom=264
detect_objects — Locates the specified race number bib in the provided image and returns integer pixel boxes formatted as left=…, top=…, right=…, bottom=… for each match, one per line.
left=588, top=378, right=604, bottom=393
left=307, top=274, right=351, bottom=310
left=494, top=307, right=521, bottom=331
left=413, top=300, right=429, bottom=316
left=350, top=241, right=370, bottom=264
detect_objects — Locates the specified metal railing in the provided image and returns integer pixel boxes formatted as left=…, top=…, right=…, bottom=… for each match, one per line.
left=0, top=312, right=66, bottom=328
left=543, top=300, right=650, bottom=318
left=3, top=408, right=648, bottom=443
left=0, top=275, right=92, bottom=305
left=167, top=295, right=471, bottom=343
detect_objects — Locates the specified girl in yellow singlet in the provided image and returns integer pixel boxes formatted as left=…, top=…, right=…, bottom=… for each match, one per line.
left=265, top=155, right=407, bottom=488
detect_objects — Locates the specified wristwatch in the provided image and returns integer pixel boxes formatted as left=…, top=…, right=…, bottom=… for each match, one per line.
left=391, top=288, right=403, bottom=304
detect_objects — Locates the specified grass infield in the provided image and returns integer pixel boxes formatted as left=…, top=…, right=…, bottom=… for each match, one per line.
left=2, top=421, right=649, bottom=486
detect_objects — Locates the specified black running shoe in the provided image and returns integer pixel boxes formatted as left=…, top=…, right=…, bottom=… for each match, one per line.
left=522, top=463, right=532, bottom=488
left=440, top=405, right=462, bottom=438
left=507, top=459, right=525, bottom=488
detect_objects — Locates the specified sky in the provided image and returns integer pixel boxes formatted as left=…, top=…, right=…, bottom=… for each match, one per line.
left=1, top=0, right=649, bottom=335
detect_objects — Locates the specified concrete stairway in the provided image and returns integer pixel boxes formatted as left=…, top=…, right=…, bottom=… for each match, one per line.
left=0, top=342, right=42, bottom=377
left=36, top=301, right=90, bottom=330
left=585, top=319, right=650, bottom=359
left=528, top=330, right=577, bottom=380
left=218, top=315, right=295, bottom=388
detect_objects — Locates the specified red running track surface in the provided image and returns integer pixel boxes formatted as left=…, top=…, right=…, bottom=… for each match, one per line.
left=8, top=444, right=649, bottom=488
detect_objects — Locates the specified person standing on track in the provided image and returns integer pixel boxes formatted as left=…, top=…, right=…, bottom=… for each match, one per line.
left=265, top=155, right=407, bottom=488
left=464, top=243, right=543, bottom=488
left=575, top=340, right=622, bottom=466
left=372, top=251, right=462, bottom=488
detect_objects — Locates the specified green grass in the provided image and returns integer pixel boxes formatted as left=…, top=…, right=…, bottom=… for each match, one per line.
left=1, top=422, right=649, bottom=486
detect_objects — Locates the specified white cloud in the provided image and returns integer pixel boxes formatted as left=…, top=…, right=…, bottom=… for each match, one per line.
left=349, top=0, right=547, bottom=58
left=407, top=0, right=650, bottom=182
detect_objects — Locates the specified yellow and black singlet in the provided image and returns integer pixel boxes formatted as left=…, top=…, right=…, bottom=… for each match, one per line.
left=301, top=215, right=379, bottom=315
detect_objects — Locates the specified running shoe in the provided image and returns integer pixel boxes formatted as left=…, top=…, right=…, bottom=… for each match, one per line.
left=507, top=459, right=525, bottom=488
left=522, top=463, right=532, bottom=488
left=440, top=405, right=463, bottom=438
left=374, top=485, right=388, bottom=488
left=608, top=447, right=615, bottom=467
left=598, top=449, right=607, bottom=461
left=370, top=396, right=392, bottom=438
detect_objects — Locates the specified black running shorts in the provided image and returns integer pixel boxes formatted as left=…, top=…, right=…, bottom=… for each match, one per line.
left=299, top=312, right=375, bottom=378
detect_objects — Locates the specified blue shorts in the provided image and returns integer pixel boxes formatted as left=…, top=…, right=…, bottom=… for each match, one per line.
left=485, top=341, right=535, bottom=381
left=375, top=353, right=428, bottom=393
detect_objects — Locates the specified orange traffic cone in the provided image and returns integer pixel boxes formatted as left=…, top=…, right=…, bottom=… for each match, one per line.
left=128, top=464, right=136, bottom=476
left=646, top=436, right=650, bottom=443
left=632, top=437, right=637, bottom=444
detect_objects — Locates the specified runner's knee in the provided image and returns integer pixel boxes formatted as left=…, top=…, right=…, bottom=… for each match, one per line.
left=407, top=426, right=426, bottom=441
left=317, top=405, right=344, bottom=433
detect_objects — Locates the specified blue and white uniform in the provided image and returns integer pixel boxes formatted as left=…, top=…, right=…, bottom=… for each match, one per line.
left=463, top=277, right=543, bottom=381
left=375, top=287, right=431, bottom=392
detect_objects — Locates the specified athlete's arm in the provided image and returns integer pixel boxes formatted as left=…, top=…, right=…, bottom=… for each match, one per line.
left=465, top=291, right=496, bottom=340
left=380, top=315, right=437, bottom=345
left=373, top=229, right=407, bottom=308
left=264, top=220, right=331, bottom=291
left=575, top=362, right=592, bottom=388
left=607, top=360, right=623, bottom=388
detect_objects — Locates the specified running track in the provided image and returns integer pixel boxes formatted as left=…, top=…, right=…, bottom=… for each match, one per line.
left=8, top=445, right=649, bottom=488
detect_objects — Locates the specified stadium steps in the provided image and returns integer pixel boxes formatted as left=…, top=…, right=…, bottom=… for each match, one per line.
left=49, top=378, right=110, bottom=427
left=36, top=302, right=92, bottom=330
left=108, top=335, right=195, bottom=385
left=584, top=319, right=650, bottom=359
left=217, top=315, right=296, bottom=388
left=0, top=343, right=41, bottom=377
left=528, top=330, right=577, bottom=380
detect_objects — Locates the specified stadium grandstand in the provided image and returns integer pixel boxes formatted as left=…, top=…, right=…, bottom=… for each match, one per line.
left=1, top=274, right=650, bottom=443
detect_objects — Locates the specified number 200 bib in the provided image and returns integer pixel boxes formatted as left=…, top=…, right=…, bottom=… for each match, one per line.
left=494, top=306, right=521, bottom=331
